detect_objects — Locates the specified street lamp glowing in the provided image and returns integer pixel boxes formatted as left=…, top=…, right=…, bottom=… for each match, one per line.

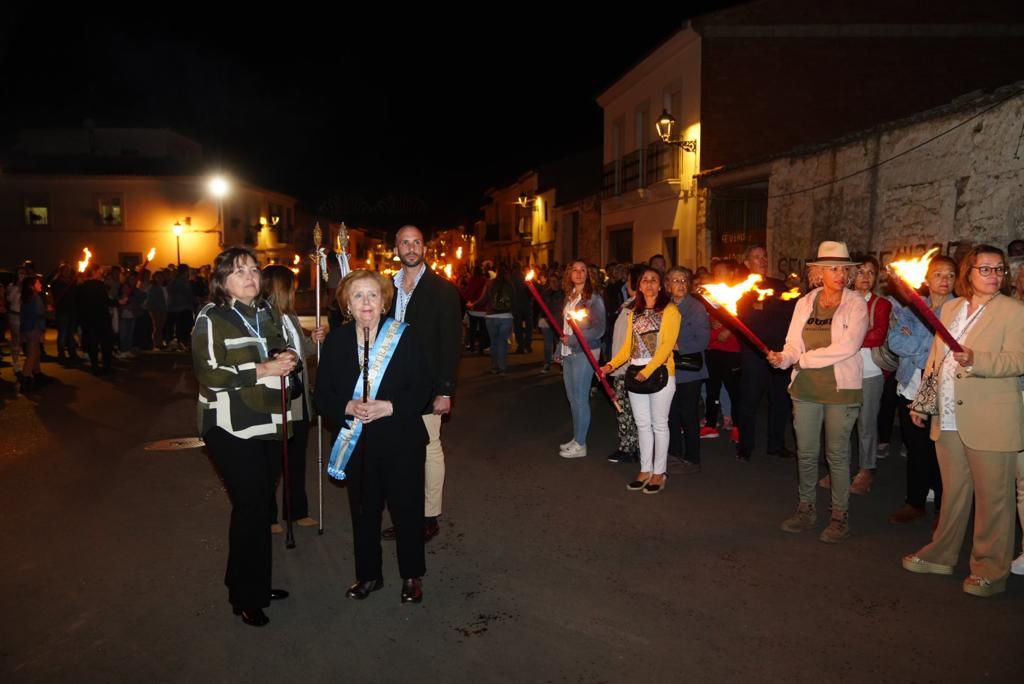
left=172, top=221, right=184, bottom=266
left=208, top=175, right=230, bottom=199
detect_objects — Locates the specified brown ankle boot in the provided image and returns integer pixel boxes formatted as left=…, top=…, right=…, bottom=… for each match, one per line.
left=819, top=512, right=850, bottom=543
left=780, top=502, right=817, bottom=533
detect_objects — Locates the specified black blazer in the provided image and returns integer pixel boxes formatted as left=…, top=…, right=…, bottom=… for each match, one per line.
left=388, top=268, right=463, bottom=403
left=314, top=318, right=430, bottom=454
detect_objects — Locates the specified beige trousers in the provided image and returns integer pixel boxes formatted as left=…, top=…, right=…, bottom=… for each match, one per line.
left=423, top=413, right=445, bottom=518
left=916, top=431, right=1017, bottom=580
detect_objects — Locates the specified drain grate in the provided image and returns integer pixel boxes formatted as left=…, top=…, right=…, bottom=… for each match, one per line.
left=144, top=437, right=206, bottom=451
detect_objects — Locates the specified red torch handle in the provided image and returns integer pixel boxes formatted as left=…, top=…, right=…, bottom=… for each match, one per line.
left=889, top=275, right=964, bottom=353
left=566, top=317, right=622, bottom=413
left=695, top=293, right=771, bottom=355
left=525, top=280, right=562, bottom=331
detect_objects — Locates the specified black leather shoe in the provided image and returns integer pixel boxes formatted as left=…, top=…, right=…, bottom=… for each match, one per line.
left=423, top=519, right=440, bottom=543
left=381, top=526, right=397, bottom=541
left=270, top=589, right=289, bottom=601
left=767, top=447, right=794, bottom=459
left=735, top=446, right=752, bottom=462
left=238, top=608, right=270, bottom=627
left=345, top=578, right=384, bottom=600
left=401, top=578, right=423, bottom=604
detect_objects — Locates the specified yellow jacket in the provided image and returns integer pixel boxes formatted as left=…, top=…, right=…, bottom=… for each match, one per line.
left=607, top=304, right=682, bottom=378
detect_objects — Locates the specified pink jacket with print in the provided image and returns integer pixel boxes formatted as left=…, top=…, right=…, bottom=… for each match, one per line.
left=776, top=287, right=869, bottom=391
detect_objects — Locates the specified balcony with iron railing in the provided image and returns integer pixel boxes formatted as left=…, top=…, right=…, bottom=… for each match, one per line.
left=601, top=142, right=681, bottom=199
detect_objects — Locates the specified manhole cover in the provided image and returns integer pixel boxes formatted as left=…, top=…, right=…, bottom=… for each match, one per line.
left=144, top=437, right=206, bottom=451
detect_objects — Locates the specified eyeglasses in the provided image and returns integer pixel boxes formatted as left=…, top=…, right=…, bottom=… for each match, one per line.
left=667, top=277, right=688, bottom=285
left=971, top=265, right=1006, bottom=277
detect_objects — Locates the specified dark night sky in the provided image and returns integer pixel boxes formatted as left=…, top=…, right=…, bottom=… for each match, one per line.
left=1, top=6, right=737, bottom=231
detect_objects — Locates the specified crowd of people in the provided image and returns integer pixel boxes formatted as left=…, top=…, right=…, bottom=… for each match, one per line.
left=5, top=234, right=1024, bottom=619
left=455, top=238, right=1024, bottom=597
left=1, top=259, right=211, bottom=391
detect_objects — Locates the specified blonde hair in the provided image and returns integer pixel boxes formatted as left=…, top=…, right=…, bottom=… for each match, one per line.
left=337, top=270, right=393, bottom=318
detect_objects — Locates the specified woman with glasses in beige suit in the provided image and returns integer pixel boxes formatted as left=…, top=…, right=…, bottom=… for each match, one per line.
left=902, top=245, right=1024, bottom=597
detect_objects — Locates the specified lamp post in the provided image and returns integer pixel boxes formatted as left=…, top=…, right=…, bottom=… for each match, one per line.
left=173, top=221, right=184, bottom=266
left=208, top=175, right=230, bottom=227
left=655, top=110, right=697, bottom=152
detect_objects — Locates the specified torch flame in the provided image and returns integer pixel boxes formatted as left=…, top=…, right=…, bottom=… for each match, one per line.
left=78, top=247, right=92, bottom=273
left=444, top=264, right=453, bottom=279
left=293, top=254, right=301, bottom=265
left=526, top=269, right=536, bottom=281
left=888, top=247, right=940, bottom=289
left=568, top=309, right=588, bottom=322
left=146, top=247, right=156, bottom=262
left=456, top=246, right=463, bottom=260
left=701, top=274, right=774, bottom=315
left=780, top=287, right=802, bottom=301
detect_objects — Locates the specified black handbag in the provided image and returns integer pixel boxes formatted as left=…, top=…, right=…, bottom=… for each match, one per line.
left=625, top=364, right=669, bottom=394
left=673, top=350, right=704, bottom=372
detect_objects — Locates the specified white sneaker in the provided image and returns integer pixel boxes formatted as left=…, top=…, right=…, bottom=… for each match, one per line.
left=559, top=439, right=577, bottom=452
left=561, top=443, right=587, bottom=459
left=1012, top=552, right=1024, bottom=576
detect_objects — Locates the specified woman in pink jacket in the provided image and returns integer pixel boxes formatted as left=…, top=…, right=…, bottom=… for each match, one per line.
left=768, top=242, right=868, bottom=543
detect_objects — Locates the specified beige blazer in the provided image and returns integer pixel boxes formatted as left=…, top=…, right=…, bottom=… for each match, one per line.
left=923, top=294, right=1024, bottom=451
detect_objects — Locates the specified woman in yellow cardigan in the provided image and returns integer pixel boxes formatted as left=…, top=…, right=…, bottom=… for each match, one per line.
left=601, top=267, right=681, bottom=494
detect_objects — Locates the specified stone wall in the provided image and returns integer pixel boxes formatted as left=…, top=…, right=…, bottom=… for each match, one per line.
left=766, top=87, right=1024, bottom=278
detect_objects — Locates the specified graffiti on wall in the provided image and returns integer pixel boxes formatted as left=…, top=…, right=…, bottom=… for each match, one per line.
left=776, top=240, right=973, bottom=278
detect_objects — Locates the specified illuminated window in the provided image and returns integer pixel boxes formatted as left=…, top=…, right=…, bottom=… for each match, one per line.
left=24, top=197, right=49, bottom=225
left=96, top=194, right=123, bottom=225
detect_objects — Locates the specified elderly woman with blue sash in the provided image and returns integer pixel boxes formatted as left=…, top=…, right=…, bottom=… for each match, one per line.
left=314, top=270, right=430, bottom=604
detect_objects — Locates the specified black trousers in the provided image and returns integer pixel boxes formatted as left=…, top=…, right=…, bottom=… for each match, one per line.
left=205, top=427, right=281, bottom=611
left=346, top=439, right=426, bottom=581
left=705, top=349, right=741, bottom=426
left=271, top=419, right=310, bottom=522
left=80, top=318, right=113, bottom=370
left=738, top=352, right=792, bottom=453
left=877, top=374, right=898, bottom=444
left=897, top=399, right=943, bottom=510
left=171, top=310, right=194, bottom=345
left=669, top=379, right=703, bottom=463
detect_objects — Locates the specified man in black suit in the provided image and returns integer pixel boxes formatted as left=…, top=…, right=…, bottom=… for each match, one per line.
left=384, top=225, right=463, bottom=542
left=735, top=244, right=795, bottom=461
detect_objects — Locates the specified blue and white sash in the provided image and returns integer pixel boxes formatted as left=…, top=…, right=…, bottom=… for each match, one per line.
left=326, top=318, right=408, bottom=480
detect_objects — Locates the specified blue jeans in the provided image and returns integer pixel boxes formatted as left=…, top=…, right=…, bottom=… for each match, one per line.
left=485, top=317, right=513, bottom=371
left=119, top=316, right=136, bottom=352
left=562, top=352, right=595, bottom=445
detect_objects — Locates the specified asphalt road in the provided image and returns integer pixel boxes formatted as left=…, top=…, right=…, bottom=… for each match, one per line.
left=1, top=339, right=1022, bottom=682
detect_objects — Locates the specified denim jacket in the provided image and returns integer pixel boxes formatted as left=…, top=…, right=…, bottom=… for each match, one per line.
left=887, top=294, right=952, bottom=388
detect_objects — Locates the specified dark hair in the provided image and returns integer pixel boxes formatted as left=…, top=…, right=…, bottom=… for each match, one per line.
left=627, top=264, right=647, bottom=291
left=743, top=244, right=767, bottom=262
left=261, top=264, right=296, bottom=314
left=1007, top=239, right=1024, bottom=257
left=21, top=275, right=40, bottom=307
left=631, top=267, right=671, bottom=313
left=210, top=246, right=259, bottom=306
left=956, top=244, right=1010, bottom=298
